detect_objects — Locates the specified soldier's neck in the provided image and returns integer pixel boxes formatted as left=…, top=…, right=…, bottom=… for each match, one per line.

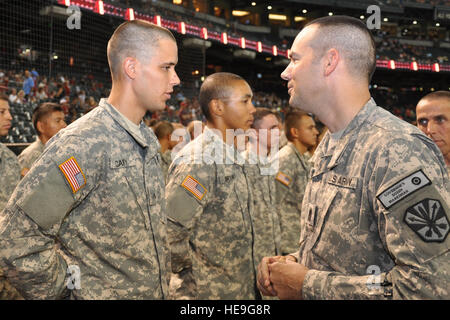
left=292, top=140, right=308, bottom=155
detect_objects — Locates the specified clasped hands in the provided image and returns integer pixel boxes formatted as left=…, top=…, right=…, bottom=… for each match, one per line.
left=256, top=255, right=309, bottom=300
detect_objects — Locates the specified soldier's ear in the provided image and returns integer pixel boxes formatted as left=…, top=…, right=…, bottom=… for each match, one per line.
left=209, top=99, right=224, bottom=117
left=123, top=57, right=138, bottom=80
left=290, top=127, right=299, bottom=139
left=36, top=120, right=44, bottom=136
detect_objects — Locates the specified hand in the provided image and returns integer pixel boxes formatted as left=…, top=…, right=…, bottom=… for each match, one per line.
left=268, top=260, right=309, bottom=300
left=256, top=255, right=297, bottom=296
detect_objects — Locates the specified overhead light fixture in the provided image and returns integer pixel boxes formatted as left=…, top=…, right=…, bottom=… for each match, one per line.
left=302, top=9, right=307, bottom=14
left=383, top=17, right=388, bottom=22
left=269, top=14, right=287, bottom=21
left=413, top=20, right=417, bottom=24
left=360, top=15, right=364, bottom=19
left=232, top=10, right=250, bottom=16
left=328, top=12, right=333, bottom=16
left=294, top=16, right=306, bottom=22
left=436, top=22, right=440, bottom=27
left=251, top=2, right=256, bottom=6
left=173, top=0, right=182, bottom=4
left=267, top=5, right=272, bottom=10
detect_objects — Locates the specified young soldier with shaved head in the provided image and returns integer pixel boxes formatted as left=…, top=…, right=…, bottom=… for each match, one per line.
left=258, top=15, right=450, bottom=300
left=0, top=20, right=180, bottom=299
left=416, top=91, right=450, bottom=175
left=165, top=72, right=259, bottom=299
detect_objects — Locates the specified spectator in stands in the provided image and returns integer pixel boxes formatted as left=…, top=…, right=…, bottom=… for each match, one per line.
left=0, top=19, right=180, bottom=299
left=36, top=87, right=48, bottom=100
left=416, top=90, right=450, bottom=172
left=8, top=88, right=17, bottom=104
left=22, top=70, right=34, bottom=97
left=18, top=103, right=67, bottom=177
left=15, top=90, right=25, bottom=105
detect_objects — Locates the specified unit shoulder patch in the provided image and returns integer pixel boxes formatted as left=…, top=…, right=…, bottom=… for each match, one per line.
left=404, top=198, right=449, bottom=243
left=181, top=175, right=207, bottom=201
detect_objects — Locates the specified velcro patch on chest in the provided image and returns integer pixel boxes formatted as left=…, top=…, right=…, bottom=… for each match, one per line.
left=275, top=171, right=292, bottom=186
left=377, top=169, right=431, bottom=209
left=181, top=175, right=207, bottom=201
left=327, top=174, right=358, bottom=189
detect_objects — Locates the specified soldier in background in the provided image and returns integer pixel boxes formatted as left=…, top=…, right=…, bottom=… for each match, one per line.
left=153, top=120, right=176, bottom=182
left=243, top=107, right=282, bottom=279
left=0, top=20, right=180, bottom=299
left=18, top=102, right=67, bottom=177
left=258, top=15, right=450, bottom=300
left=274, top=110, right=318, bottom=255
left=416, top=91, right=450, bottom=175
left=165, top=72, right=258, bottom=299
left=0, top=93, right=23, bottom=300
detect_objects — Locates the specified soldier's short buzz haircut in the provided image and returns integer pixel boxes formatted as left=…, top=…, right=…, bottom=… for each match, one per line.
left=199, top=72, right=245, bottom=121
left=32, top=102, right=63, bottom=136
left=107, top=20, right=176, bottom=80
left=251, top=107, right=278, bottom=129
left=153, top=120, right=174, bottom=140
left=418, top=90, right=450, bottom=104
left=285, top=110, right=311, bottom=142
left=304, top=15, right=376, bottom=83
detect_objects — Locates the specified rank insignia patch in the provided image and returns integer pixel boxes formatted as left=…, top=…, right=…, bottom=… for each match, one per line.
left=59, top=156, right=86, bottom=193
left=182, top=175, right=206, bottom=201
left=276, top=171, right=292, bottom=186
left=404, top=198, right=449, bottom=243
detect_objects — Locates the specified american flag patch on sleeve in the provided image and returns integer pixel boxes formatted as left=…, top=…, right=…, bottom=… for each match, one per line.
left=276, top=171, right=292, bottom=186
left=59, top=156, right=86, bottom=193
left=181, top=175, right=207, bottom=201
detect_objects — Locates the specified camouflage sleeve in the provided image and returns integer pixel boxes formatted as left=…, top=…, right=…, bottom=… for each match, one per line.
left=0, top=135, right=102, bottom=299
left=165, top=162, right=212, bottom=273
left=302, top=137, right=450, bottom=300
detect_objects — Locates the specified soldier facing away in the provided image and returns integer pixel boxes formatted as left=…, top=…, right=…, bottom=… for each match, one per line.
left=0, top=20, right=180, bottom=299
left=257, top=15, right=450, bottom=300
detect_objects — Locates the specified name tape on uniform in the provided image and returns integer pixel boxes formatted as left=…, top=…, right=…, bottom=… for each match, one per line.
left=377, top=169, right=431, bottom=209
left=182, top=175, right=207, bottom=201
left=275, top=171, right=292, bottom=186
left=328, top=174, right=358, bottom=189
left=59, top=156, right=86, bottom=193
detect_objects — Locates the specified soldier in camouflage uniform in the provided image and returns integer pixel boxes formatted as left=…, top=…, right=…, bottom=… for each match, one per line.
left=274, top=111, right=318, bottom=255
left=0, top=94, right=23, bottom=300
left=242, top=108, right=282, bottom=270
left=18, top=102, right=67, bottom=177
left=153, top=121, right=176, bottom=183
left=416, top=91, right=450, bottom=176
left=258, top=16, right=450, bottom=299
left=0, top=20, right=180, bottom=299
left=165, top=72, right=258, bottom=299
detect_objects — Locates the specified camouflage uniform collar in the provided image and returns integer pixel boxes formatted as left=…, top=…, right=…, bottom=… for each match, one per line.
left=287, top=142, right=309, bottom=168
left=99, top=99, right=160, bottom=155
left=311, top=98, right=378, bottom=172
left=202, top=126, right=245, bottom=165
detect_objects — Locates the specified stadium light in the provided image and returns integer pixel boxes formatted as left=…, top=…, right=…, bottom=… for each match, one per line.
left=272, top=45, right=278, bottom=56
left=269, top=14, right=287, bottom=21
left=413, top=20, right=417, bottom=25
left=267, top=6, right=272, bottom=10
left=125, top=8, right=135, bottom=21
left=389, top=60, right=396, bottom=70
left=436, top=23, right=440, bottom=27
left=257, top=41, right=262, bottom=53
left=302, top=9, right=307, bottom=14
left=433, top=63, right=440, bottom=72
left=328, top=12, right=333, bottom=16
left=232, top=10, right=250, bottom=17
left=251, top=2, right=256, bottom=6
left=154, top=15, right=161, bottom=27
left=179, top=22, right=186, bottom=34
left=64, top=0, right=70, bottom=6
left=201, top=27, right=208, bottom=40
left=221, top=32, right=228, bottom=45
left=411, top=61, right=418, bottom=71
left=94, top=1, right=104, bottom=15
left=240, top=37, right=246, bottom=49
